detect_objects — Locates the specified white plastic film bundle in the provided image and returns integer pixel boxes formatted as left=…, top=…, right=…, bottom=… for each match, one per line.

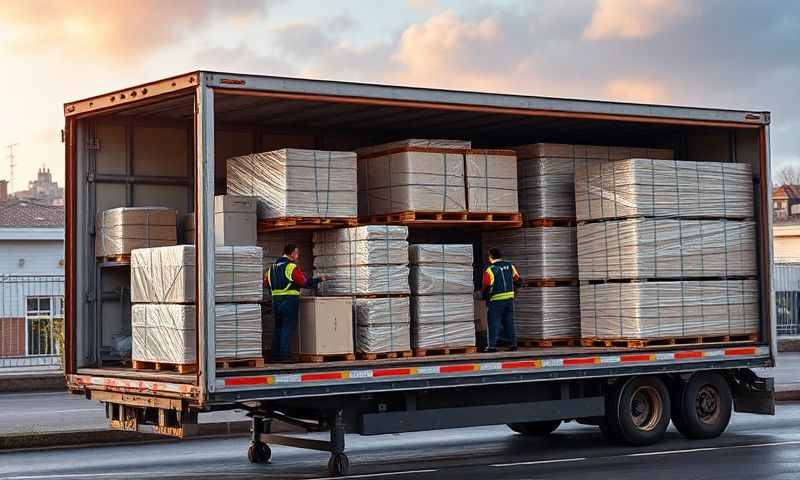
left=515, top=286, right=580, bottom=339
left=132, top=304, right=261, bottom=364
left=131, top=245, right=263, bottom=303
left=96, top=207, right=177, bottom=258
left=357, top=139, right=469, bottom=216
left=354, top=297, right=411, bottom=353
left=411, top=294, right=475, bottom=349
left=575, top=159, right=753, bottom=221
left=515, top=144, right=673, bottom=220
left=226, top=149, right=357, bottom=219
left=314, top=226, right=410, bottom=295
left=409, top=244, right=474, bottom=295
left=577, top=219, right=757, bottom=280
left=580, top=280, right=759, bottom=339
left=465, top=150, right=519, bottom=213
left=482, top=227, right=577, bottom=279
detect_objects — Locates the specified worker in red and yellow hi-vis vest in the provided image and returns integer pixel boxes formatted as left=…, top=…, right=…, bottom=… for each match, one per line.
left=481, top=247, right=522, bottom=353
left=265, top=244, right=332, bottom=362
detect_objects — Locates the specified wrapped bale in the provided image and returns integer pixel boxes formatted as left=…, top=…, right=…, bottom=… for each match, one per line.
left=580, top=279, right=759, bottom=339
left=354, top=297, right=411, bottom=353
left=465, top=150, right=518, bottom=213
left=96, top=207, right=177, bottom=258
left=514, top=286, right=580, bottom=339
left=227, top=149, right=357, bottom=219
left=575, top=159, right=753, bottom=221
left=482, top=227, right=577, bottom=280
left=215, top=304, right=263, bottom=359
left=411, top=294, right=475, bottom=349
left=131, top=245, right=263, bottom=303
left=577, top=219, right=757, bottom=280
left=357, top=139, right=469, bottom=216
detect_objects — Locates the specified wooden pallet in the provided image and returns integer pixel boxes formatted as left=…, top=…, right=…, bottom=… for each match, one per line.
left=413, top=346, right=478, bottom=357
left=361, top=210, right=522, bottom=228
left=526, top=218, right=576, bottom=227
left=352, top=293, right=411, bottom=299
left=132, top=360, right=197, bottom=374
left=581, top=333, right=758, bottom=348
left=299, top=352, right=357, bottom=363
left=98, top=254, right=131, bottom=264
left=518, top=337, right=579, bottom=348
left=216, top=357, right=265, bottom=369
left=258, top=217, right=358, bottom=233
left=523, top=278, right=578, bottom=288
left=357, top=350, right=413, bottom=360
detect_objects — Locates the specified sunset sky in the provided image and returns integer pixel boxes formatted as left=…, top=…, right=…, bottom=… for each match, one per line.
left=0, top=0, right=798, bottom=190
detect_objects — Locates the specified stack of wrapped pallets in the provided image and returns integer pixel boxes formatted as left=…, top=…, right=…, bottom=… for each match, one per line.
left=96, top=207, right=177, bottom=259
left=130, top=245, right=263, bottom=370
left=409, top=245, right=476, bottom=354
left=313, top=225, right=411, bottom=357
left=576, top=158, right=759, bottom=343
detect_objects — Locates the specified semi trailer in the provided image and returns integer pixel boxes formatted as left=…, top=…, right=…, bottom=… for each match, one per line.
left=63, top=71, right=775, bottom=477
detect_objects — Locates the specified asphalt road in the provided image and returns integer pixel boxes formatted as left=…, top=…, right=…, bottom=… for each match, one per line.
left=2, top=403, right=800, bottom=480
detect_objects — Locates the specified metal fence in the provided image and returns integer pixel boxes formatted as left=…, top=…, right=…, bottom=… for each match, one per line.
left=776, top=263, right=800, bottom=336
left=0, top=274, right=65, bottom=369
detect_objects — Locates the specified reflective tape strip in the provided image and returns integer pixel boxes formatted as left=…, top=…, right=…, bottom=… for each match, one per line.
left=440, top=364, right=479, bottom=374
left=224, top=376, right=273, bottom=387
left=563, top=357, right=600, bottom=366
left=725, top=347, right=757, bottom=356
left=373, top=367, right=417, bottom=378
left=621, top=354, right=657, bottom=363
left=501, top=360, right=541, bottom=370
left=301, top=371, right=349, bottom=382
left=675, top=351, right=705, bottom=359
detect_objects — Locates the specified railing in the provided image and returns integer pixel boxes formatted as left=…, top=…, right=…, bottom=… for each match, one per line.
left=0, top=274, right=65, bottom=370
left=776, top=263, right=800, bottom=337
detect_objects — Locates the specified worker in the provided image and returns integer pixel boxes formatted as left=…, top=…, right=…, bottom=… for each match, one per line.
left=266, top=244, right=331, bottom=362
left=481, top=247, right=522, bottom=353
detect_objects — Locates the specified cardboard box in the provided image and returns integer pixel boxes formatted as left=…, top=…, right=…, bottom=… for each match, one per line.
left=96, top=207, right=177, bottom=258
left=181, top=195, right=257, bottom=246
left=298, top=297, right=353, bottom=355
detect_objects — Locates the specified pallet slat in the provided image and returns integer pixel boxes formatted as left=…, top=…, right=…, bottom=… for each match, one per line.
left=258, top=217, right=358, bottom=233
left=413, top=346, right=477, bottom=357
left=299, top=353, right=357, bottom=363
left=518, top=338, right=579, bottom=348
left=357, top=350, right=413, bottom=360
left=361, top=210, right=522, bottom=228
left=580, top=333, right=758, bottom=348
left=132, top=360, right=196, bottom=374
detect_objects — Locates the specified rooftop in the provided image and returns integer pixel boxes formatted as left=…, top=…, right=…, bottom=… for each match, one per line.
left=773, top=184, right=800, bottom=200
left=0, top=199, right=65, bottom=229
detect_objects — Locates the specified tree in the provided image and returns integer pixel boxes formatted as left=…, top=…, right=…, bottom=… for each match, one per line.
left=775, top=165, right=800, bottom=186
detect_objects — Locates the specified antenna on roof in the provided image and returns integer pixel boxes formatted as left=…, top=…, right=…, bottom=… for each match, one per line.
left=5, top=143, right=19, bottom=193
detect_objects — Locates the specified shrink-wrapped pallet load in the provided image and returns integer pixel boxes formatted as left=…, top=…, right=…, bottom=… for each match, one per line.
left=96, top=207, right=177, bottom=258
left=409, top=244, right=475, bottom=350
left=357, top=140, right=469, bottom=216
left=226, top=149, right=357, bottom=219
left=482, top=227, right=578, bottom=280
left=465, top=150, right=519, bottom=213
left=514, top=287, right=581, bottom=339
left=354, top=297, right=411, bottom=353
left=130, top=245, right=263, bottom=304
left=181, top=195, right=258, bottom=246
left=577, top=219, right=757, bottom=280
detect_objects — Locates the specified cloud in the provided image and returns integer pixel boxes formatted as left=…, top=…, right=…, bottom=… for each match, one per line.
left=606, top=79, right=667, bottom=103
left=583, top=0, right=696, bottom=39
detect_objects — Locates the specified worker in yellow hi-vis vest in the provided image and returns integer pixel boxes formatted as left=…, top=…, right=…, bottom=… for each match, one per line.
left=481, top=247, right=522, bottom=353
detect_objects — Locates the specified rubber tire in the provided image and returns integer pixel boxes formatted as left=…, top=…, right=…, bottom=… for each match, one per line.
left=669, top=380, right=690, bottom=435
left=508, top=420, right=561, bottom=436
left=607, top=376, right=671, bottom=447
left=675, top=372, right=732, bottom=439
left=247, top=442, right=271, bottom=464
left=328, top=453, right=351, bottom=477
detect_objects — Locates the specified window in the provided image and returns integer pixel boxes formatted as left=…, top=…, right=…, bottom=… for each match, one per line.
left=26, top=296, right=63, bottom=356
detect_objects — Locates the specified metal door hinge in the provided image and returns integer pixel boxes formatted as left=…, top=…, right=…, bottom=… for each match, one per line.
left=87, top=138, right=101, bottom=150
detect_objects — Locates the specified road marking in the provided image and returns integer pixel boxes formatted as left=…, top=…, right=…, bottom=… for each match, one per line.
left=1, top=473, right=259, bottom=479
left=491, top=457, right=587, bottom=467
left=310, top=469, right=438, bottom=480
left=627, top=439, right=800, bottom=457
left=0, top=408, right=99, bottom=417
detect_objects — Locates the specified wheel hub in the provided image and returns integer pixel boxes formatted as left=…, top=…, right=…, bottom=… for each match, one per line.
left=629, top=385, right=662, bottom=431
left=695, top=385, right=721, bottom=424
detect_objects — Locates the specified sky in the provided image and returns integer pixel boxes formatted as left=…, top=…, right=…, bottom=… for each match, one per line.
left=0, top=0, right=798, bottom=191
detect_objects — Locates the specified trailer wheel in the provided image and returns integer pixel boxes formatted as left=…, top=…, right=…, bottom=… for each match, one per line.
left=328, top=453, right=350, bottom=477
left=247, top=442, right=271, bottom=464
left=674, top=372, right=732, bottom=439
left=507, top=420, right=561, bottom=436
left=606, top=376, right=671, bottom=446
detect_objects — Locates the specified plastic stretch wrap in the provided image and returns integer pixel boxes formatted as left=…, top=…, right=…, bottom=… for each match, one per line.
left=354, top=297, right=411, bottom=353
left=409, top=244, right=473, bottom=265
left=413, top=321, right=476, bottom=349
left=515, top=144, right=673, bottom=220
left=317, top=265, right=410, bottom=295
left=482, top=227, right=577, bottom=279
left=465, top=151, right=519, bottom=213
left=357, top=140, right=469, bottom=216
left=96, top=207, right=177, bottom=257
left=131, top=245, right=263, bottom=303
left=132, top=303, right=262, bottom=364
left=313, top=225, right=409, bottom=243
left=410, top=265, right=473, bottom=295
left=313, top=239, right=409, bottom=267
left=226, top=149, right=357, bottom=219
left=514, top=286, right=580, bottom=339
left=575, top=159, right=753, bottom=221
left=580, top=280, right=759, bottom=339
left=578, top=219, right=757, bottom=280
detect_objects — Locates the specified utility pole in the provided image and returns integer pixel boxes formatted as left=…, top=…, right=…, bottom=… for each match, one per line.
left=5, top=143, right=19, bottom=193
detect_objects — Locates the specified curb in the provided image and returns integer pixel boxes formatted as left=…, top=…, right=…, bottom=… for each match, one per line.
left=776, top=385, right=800, bottom=402
left=0, top=373, right=65, bottom=393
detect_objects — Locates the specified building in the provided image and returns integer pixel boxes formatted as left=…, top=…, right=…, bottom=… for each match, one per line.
left=773, top=184, right=800, bottom=220
left=13, top=167, right=64, bottom=206
left=0, top=199, right=65, bottom=366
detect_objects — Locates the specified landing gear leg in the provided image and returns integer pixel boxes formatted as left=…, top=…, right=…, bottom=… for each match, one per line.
left=247, top=416, right=272, bottom=464
left=327, top=409, right=350, bottom=477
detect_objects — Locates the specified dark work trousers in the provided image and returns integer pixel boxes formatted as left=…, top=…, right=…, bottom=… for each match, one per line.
left=271, top=296, right=299, bottom=360
left=487, top=299, right=516, bottom=349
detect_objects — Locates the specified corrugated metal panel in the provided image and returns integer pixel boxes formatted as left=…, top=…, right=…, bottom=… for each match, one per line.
left=775, top=263, right=800, bottom=292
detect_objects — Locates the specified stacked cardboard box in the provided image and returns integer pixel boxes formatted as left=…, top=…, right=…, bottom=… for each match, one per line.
left=297, top=297, right=354, bottom=356
left=181, top=195, right=257, bottom=246
left=96, top=207, right=177, bottom=258
left=313, top=225, right=411, bottom=353
left=409, top=244, right=475, bottom=350
left=226, top=149, right=357, bottom=219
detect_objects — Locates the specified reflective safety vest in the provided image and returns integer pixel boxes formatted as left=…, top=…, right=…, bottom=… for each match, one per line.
left=268, top=257, right=300, bottom=297
left=485, top=260, right=518, bottom=302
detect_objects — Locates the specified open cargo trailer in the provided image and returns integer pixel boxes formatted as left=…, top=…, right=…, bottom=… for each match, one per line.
left=64, top=72, right=776, bottom=476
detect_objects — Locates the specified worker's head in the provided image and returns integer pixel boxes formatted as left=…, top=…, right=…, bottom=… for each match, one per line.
left=488, top=248, right=502, bottom=262
left=284, top=243, right=299, bottom=261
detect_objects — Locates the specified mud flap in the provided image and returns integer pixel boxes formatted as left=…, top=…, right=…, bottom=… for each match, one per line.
left=731, top=369, right=775, bottom=415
